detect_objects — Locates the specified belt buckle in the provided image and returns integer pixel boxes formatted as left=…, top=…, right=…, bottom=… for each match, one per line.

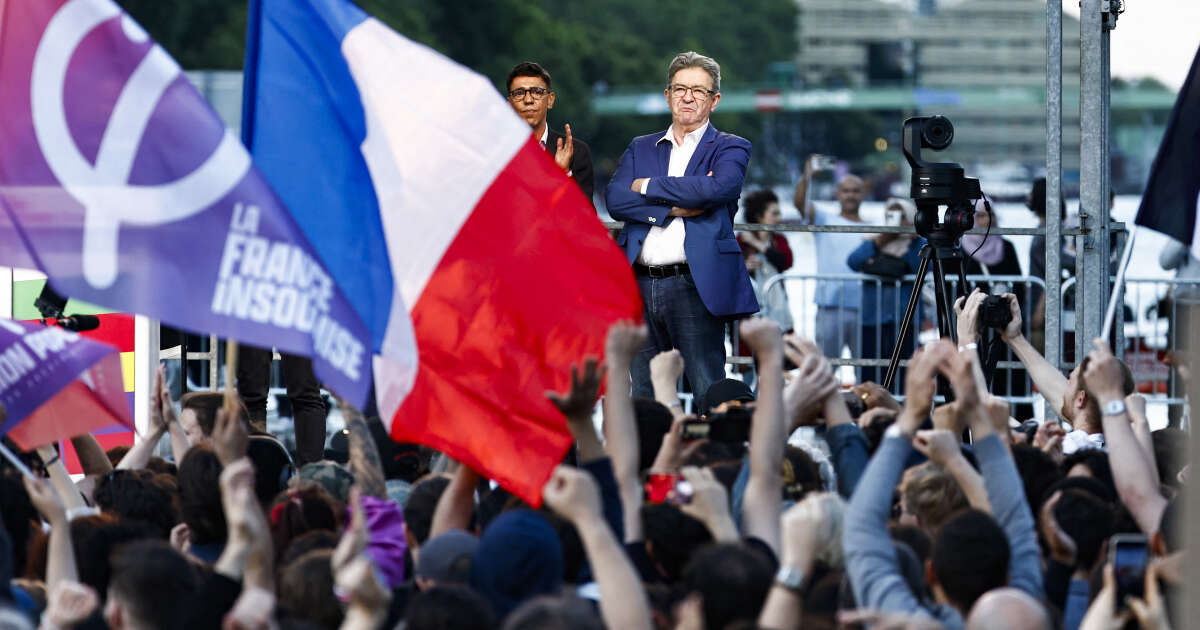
left=649, top=265, right=666, bottom=278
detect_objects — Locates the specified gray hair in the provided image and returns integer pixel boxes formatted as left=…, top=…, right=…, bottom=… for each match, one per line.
left=667, top=52, right=721, bottom=93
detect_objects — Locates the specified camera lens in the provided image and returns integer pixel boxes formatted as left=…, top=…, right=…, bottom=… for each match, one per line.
left=922, top=115, right=954, bottom=150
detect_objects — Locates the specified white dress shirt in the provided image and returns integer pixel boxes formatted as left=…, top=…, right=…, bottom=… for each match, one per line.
left=636, top=122, right=709, bottom=265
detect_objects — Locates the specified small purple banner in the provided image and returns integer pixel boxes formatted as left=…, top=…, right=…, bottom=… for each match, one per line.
left=0, top=318, right=114, bottom=436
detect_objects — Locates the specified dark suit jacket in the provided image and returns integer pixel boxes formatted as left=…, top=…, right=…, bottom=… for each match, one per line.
left=546, top=128, right=594, bottom=202
left=604, top=124, right=758, bottom=318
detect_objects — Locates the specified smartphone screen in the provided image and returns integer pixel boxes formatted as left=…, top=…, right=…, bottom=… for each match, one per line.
left=1112, top=537, right=1148, bottom=607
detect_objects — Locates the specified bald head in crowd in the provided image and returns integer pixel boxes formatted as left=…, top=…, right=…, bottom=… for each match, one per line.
left=966, top=588, right=1052, bottom=630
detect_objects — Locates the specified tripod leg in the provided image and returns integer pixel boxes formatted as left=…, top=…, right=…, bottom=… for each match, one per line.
left=883, top=254, right=930, bottom=390
left=932, top=255, right=957, bottom=346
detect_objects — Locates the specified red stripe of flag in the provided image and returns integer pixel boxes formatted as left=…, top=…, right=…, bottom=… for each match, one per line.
left=391, top=137, right=642, bottom=505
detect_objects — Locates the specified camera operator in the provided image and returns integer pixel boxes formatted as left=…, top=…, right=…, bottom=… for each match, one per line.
left=957, top=291, right=1133, bottom=454
left=960, top=197, right=1033, bottom=420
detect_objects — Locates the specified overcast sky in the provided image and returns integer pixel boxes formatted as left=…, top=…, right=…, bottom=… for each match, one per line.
left=1064, top=0, right=1199, bottom=90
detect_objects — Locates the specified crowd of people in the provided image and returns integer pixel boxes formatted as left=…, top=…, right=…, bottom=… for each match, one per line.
left=0, top=50, right=1189, bottom=630
left=0, top=295, right=1186, bottom=630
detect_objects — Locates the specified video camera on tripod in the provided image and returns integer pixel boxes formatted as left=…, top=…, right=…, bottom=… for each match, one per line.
left=883, top=116, right=1010, bottom=389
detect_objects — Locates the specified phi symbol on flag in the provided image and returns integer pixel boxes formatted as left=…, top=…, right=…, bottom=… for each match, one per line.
left=29, top=0, right=250, bottom=289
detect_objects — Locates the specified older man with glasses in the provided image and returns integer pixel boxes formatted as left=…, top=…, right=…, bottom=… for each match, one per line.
left=504, top=61, right=594, bottom=202
left=605, top=51, right=758, bottom=401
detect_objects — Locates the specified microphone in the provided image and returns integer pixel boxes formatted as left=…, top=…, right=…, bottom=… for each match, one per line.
left=57, top=314, right=101, bottom=332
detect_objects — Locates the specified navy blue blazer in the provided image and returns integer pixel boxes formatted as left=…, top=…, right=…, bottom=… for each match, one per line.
left=604, top=124, right=759, bottom=318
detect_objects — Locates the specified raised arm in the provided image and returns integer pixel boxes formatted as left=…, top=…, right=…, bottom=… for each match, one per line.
left=913, top=429, right=990, bottom=514
left=649, top=349, right=687, bottom=419
left=759, top=494, right=841, bottom=630
left=782, top=336, right=867, bottom=497
left=69, top=434, right=112, bottom=477
left=998, top=293, right=1068, bottom=416
left=214, top=458, right=273, bottom=591
left=642, top=138, right=751, bottom=210
left=334, top=488, right=392, bottom=630
left=24, top=476, right=76, bottom=591
left=677, top=466, right=739, bottom=543
left=543, top=466, right=652, bottom=630
left=549, top=358, right=606, bottom=463
left=740, top=319, right=786, bottom=556
left=950, top=347, right=1044, bottom=597
left=1125, top=394, right=1160, bottom=485
left=37, top=446, right=86, bottom=513
left=156, top=367, right=192, bottom=463
left=602, top=322, right=649, bottom=543
left=117, top=372, right=172, bottom=471
left=1084, top=340, right=1168, bottom=535
left=428, top=463, right=479, bottom=540
left=844, top=343, right=947, bottom=615
left=341, top=402, right=387, bottom=500
left=793, top=155, right=820, bottom=224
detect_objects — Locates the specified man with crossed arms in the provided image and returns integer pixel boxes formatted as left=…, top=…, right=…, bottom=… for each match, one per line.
left=606, top=51, right=758, bottom=400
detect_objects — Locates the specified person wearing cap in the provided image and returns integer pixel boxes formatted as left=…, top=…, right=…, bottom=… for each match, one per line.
left=415, top=530, right=479, bottom=591
left=698, top=377, right=756, bottom=416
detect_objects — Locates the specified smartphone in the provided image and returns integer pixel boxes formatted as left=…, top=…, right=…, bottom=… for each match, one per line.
left=813, top=155, right=837, bottom=171
left=681, top=420, right=711, bottom=441
left=1109, top=533, right=1149, bottom=609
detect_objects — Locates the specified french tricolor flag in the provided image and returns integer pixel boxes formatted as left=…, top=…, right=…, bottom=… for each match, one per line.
left=243, top=0, right=641, bottom=503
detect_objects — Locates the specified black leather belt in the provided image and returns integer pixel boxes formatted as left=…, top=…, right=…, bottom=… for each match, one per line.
left=634, top=263, right=690, bottom=278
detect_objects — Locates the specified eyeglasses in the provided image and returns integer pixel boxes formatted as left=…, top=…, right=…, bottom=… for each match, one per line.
left=668, top=84, right=716, bottom=100
left=508, top=87, right=550, bottom=100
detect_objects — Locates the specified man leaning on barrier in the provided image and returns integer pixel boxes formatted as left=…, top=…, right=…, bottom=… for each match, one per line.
left=604, top=51, right=758, bottom=399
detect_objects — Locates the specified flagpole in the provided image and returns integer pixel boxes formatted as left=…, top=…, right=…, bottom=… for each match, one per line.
left=1101, top=225, right=1137, bottom=343
left=223, top=339, right=239, bottom=418
left=0, top=441, right=35, bottom=479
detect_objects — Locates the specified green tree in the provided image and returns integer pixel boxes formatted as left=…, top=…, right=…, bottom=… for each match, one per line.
left=119, top=0, right=801, bottom=185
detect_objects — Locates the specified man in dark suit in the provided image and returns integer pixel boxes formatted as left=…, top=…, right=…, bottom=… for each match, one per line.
left=605, top=51, right=758, bottom=400
left=505, top=62, right=594, bottom=201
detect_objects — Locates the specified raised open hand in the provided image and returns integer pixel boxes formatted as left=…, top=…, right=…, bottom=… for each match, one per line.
left=546, top=358, right=603, bottom=421
left=554, top=123, right=575, bottom=173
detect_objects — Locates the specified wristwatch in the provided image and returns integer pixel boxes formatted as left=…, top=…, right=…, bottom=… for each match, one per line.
left=775, top=566, right=808, bottom=593
left=1102, top=399, right=1127, bottom=416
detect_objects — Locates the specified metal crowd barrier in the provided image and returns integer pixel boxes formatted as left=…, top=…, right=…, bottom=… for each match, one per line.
left=1109, top=277, right=1199, bottom=423
left=746, top=272, right=1045, bottom=406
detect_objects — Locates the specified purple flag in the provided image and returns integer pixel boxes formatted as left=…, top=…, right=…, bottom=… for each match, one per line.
left=0, top=0, right=375, bottom=405
left=0, top=317, right=132, bottom=449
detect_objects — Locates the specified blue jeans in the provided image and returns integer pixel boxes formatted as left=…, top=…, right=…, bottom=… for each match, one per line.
left=630, top=272, right=727, bottom=405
